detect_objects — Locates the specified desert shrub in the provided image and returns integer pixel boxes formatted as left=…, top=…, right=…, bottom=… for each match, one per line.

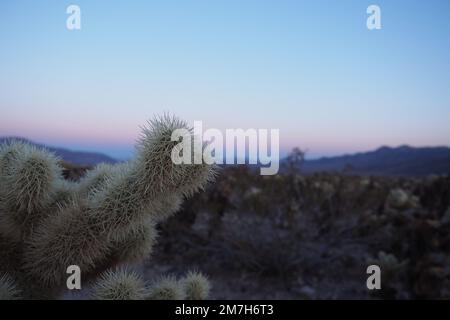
left=215, top=212, right=303, bottom=277
left=155, top=164, right=450, bottom=299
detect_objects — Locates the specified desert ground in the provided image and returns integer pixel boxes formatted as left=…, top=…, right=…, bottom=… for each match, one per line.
left=64, top=164, right=450, bottom=299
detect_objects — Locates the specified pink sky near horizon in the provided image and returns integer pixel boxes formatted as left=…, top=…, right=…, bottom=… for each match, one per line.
left=2, top=116, right=449, bottom=160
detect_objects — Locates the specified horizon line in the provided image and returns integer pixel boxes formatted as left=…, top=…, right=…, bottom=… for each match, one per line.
left=2, top=135, right=450, bottom=162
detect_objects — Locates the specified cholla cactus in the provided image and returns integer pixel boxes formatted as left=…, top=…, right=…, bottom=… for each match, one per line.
left=181, top=271, right=211, bottom=300
left=385, top=188, right=419, bottom=211
left=0, top=115, right=216, bottom=299
left=0, top=143, right=60, bottom=241
left=147, top=275, right=185, bottom=300
left=90, top=268, right=147, bottom=300
left=91, top=268, right=211, bottom=300
left=367, top=251, right=408, bottom=282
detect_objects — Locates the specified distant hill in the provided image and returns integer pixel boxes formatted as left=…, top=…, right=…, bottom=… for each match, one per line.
left=300, top=145, right=450, bottom=176
left=0, top=137, right=117, bottom=166
left=2, top=137, right=449, bottom=176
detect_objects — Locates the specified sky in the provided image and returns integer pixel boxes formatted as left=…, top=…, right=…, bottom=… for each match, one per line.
left=0, top=0, right=449, bottom=160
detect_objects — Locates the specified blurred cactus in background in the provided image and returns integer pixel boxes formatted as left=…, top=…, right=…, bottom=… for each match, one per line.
left=367, top=251, right=409, bottom=282
left=0, top=115, right=216, bottom=300
left=367, top=251, right=409, bottom=299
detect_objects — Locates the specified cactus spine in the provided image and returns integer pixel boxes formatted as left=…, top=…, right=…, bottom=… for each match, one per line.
left=0, top=115, right=216, bottom=299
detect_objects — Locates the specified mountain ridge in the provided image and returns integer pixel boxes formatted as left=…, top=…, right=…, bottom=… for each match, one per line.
left=0, top=137, right=117, bottom=166
left=300, top=145, right=450, bottom=176
left=2, top=137, right=449, bottom=176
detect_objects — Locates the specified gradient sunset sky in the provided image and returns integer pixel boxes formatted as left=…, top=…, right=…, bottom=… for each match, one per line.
left=1, top=0, right=449, bottom=159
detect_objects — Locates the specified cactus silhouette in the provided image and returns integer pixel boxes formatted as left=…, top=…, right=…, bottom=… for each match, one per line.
left=0, top=115, right=216, bottom=299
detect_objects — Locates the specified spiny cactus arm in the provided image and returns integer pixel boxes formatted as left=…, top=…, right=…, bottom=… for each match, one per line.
left=110, top=217, right=158, bottom=263
left=88, top=115, right=216, bottom=241
left=0, top=141, right=27, bottom=179
left=0, top=142, right=62, bottom=239
left=22, top=199, right=110, bottom=288
left=146, top=275, right=185, bottom=300
left=134, top=115, right=191, bottom=197
left=0, top=233, right=21, bottom=273
left=78, top=163, right=117, bottom=196
left=50, top=179, right=79, bottom=209
left=107, top=194, right=184, bottom=265
left=2, top=143, right=61, bottom=213
left=90, top=268, right=147, bottom=300
left=0, top=210, right=22, bottom=243
left=87, top=163, right=147, bottom=241
left=134, top=115, right=218, bottom=198
left=181, top=271, right=211, bottom=300
left=145, top=193, right=183, bottom=223
left=0, top=273, right=22, bottom=300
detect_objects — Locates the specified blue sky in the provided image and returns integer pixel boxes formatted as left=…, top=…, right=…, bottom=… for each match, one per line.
left=0, top=0, right=449, bottom=159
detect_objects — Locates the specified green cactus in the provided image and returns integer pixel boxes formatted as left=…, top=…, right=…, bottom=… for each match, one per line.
left=367, top=251, right=409, bottom=282
left=91, top=268, right=212, bottom=300
left=146, top=275, right=185, bottom=300
left=181, top=271, right=211, bottom=300
left=90, top=268, right=147, bottom=300
left=0, top=115, right=216, bottom=299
